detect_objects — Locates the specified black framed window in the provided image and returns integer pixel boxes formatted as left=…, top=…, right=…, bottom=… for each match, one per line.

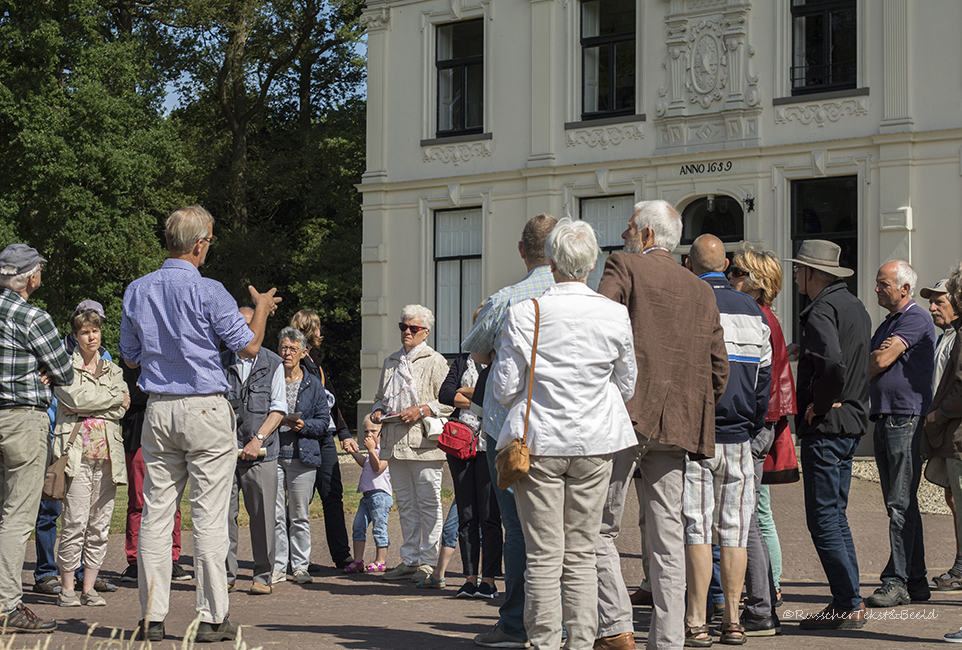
left=790, top=175, right=859, bottom=340
left=681, top=196, right=745, bottom=246
left=437, top=20, right=484, bottom=137
left=435, top=208, right=483, bottom=356
left=791, top=0, right=857, bottom=94
left=581, top=0, right=635, bottom=120
left=580, top=195, right=634, bottom=290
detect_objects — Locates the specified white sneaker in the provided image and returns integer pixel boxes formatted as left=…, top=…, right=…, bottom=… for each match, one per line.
left=271, top=570, right=287, bottom=584
left=292, top=569, right=313, bottom=584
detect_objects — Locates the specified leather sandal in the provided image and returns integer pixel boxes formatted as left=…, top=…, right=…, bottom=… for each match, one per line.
left=933, top=569, right=962, bottom=591
left=720, top=623, right=747, bottom=646
left=342, top=560, right=365, bottom=574
left=685, top=625, right=712, bottom=648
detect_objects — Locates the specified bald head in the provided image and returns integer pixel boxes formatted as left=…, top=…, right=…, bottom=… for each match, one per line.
left=688, top=234, right=727, bottom=276
left=239, top=306, right=254, bottom=325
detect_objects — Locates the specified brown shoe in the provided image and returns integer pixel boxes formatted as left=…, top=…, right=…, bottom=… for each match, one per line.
left=798, top=602, right=865, bottom=630
left=593, top=631, right=636, bottom=649
left=629, top=588, right=653, bottom=606
left=248, top=582, right=272, bottom=595
left=0, top=603, right=56, bottom=633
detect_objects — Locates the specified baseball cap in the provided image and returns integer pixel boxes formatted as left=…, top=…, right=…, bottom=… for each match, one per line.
left=0, top=244, right=45, bottom=276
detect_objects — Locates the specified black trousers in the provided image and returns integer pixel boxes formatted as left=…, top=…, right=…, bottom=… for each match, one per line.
left=448, top=451, right=503, bottom=577
left=313, top=436, right=352, bottom=565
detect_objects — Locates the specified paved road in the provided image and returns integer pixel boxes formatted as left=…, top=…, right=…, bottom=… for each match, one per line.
left=14, top=458, right=961, bottom=648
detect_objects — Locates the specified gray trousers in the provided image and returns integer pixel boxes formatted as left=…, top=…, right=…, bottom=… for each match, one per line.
left=743, top=423, right=777, bottom=618
left=228, top=459, right=278, bottom=586
left=595, top=445, right=640, bottom=638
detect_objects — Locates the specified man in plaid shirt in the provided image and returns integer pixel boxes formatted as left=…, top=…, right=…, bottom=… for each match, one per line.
left=0, top=244, right=73, bottom=633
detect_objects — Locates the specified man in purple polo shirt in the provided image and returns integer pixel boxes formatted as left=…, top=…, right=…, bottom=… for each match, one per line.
left=866, top=259, right=935, bottom=608
left=120, top=206, right=280, bottom=643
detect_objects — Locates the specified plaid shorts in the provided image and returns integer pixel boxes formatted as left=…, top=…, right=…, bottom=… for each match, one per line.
left=683, top=439, right=754, bottom=547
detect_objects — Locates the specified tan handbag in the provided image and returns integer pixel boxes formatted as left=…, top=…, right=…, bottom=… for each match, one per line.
left=43, top=421, right=82, bottom=501
left=496, top=298, right=540, bottom=490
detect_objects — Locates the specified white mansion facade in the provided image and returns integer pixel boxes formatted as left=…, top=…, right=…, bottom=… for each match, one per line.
left=357, top=0, right=962, bottom=418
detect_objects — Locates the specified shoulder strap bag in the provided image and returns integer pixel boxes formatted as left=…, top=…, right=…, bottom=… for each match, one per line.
left=43, top=420, right=83, bottom=501
left=496, top=298, right=539, bottom=490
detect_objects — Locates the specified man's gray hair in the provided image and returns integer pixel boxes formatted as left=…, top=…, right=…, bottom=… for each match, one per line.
left=946, top=261, right=962, bottom=314
left=892, top=260, right=918, bottom=296
left=631, top=199, right=683, bottom=252
left=401, top=304, right=434, bottom=329
left=278, top=326, right=308, bottom=350
left=166, top=206, right=214, bottom=256
left=0, top=264, right=40, bottom=292
left=545, top=218, right=600, bottom=281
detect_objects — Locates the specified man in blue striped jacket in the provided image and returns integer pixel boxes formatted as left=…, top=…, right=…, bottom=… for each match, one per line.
left=681, top=235, right=772, bottom=647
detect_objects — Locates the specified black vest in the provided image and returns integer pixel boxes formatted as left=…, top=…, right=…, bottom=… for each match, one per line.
left=222, top=349, right=283, bottom=466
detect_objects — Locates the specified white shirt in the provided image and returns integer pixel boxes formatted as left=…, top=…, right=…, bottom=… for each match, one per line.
left=492, top=282, right=637, bottom=456
left=934, top=327, right=958, bottom=392
left=235, top=356, right=288, bottom=414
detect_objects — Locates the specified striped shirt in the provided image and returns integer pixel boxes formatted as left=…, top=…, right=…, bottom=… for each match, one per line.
left=120, top=258, right=253, bottom=395
left=0, top=287, right=74, bottom=408
left=461, top=265, right=554, bottom=443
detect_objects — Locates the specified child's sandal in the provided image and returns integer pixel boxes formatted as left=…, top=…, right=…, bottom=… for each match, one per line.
left=416, top=575, right=445, bottom=589
left=342, top=560, right=365, bottom=574
left=365, top=562, right=386, bottom=573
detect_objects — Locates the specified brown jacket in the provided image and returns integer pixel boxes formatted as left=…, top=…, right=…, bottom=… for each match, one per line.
left=924, top=326, right=962, bottom=459
left=598, top=249, right=729, bottom=458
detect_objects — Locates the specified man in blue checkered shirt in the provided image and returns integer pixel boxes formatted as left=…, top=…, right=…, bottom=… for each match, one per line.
left=0, top=244, right=73, bottom=634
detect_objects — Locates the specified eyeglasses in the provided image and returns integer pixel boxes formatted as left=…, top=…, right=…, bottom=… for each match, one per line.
left=398, top=323, right=428, bottom=334
left=727, top=266, right=749, bottom=279
left=201, top=235, right=218, bottom=245
left=279, top=346, right=302, bottom=355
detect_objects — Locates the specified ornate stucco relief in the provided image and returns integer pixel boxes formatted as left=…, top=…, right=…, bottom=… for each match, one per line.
left=565, top=123, right=645, bottom=150
left=774, top=98, right=869, bottom=127
left=422, top=140, right=494, bottom=165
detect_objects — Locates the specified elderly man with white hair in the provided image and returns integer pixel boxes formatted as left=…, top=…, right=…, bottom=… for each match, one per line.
left=865, top=260, right=935, bottom=608
left=492, top=218, right=637, bottom=650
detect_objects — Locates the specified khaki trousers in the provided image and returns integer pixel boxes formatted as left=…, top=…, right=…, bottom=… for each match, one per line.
left=514, top=454, right=613, bottom=650
left=0, top=409, right=48, bottom=613
left=139, top=394, right=235, bottom=624
left=58, top=458, right=116, bottom=572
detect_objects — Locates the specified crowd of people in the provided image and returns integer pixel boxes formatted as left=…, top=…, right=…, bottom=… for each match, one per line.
left=1, top=199, right=962, bottom=648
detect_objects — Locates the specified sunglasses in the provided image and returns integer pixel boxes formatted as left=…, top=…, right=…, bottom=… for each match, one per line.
left=399, top=323, right=428, bottom=334
left=727, top=266, right=749, bottom=279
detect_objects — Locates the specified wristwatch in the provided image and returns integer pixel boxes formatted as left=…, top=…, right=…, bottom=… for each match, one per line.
left=255, top=433, right=265, bottom=441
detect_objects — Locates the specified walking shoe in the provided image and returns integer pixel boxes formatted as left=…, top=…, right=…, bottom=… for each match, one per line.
left=171, top=563, right=191, bottom=581
left=908, top=579, right=931, bottom=602
left=271, top=569, right=287, bottom=583
left=457, top=581, right=478, bottom=598
left=307, top=563, right=324, bottom=575
left=0, top=603, right=57, bottom=633
left=134, top=619, right=165, bottom=641
left=382, top=563, right=418, bottom=581
left=195, top=616, right=238, bottom=643
left=798, top=602, right=865, bottom=630
left=739, top=611, right=781, bottom=636
left=58, top=589, right=81, bottom=607
left=119, top=565, right=138, bottom=583
left=865, top=581, right=910, bottom=608
left=292, top=569, right=313, bottom=584
left=593, top=631, right=635, bottom=649
left=334, top=556, right=355, bottom=570
left=411, top=565, right=434, bottom=583
left=945, top=627, right=962, bottom=643
left=474, top=623, right=530, bottom=648
left=248, top=582, right=273, bottom=595
left=227, top=582, right=236, bottom=593
left=32, top=575, right=61, bottom=595
left=94, top=578, right=118, bottom=593
left=475, top=582, right=499, bottom=599
left=81, top=589, right=106, bottom=606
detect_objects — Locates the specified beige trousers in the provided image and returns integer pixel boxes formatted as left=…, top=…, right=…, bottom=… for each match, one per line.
left=514, top=454, right=613, bottom=650
left=58, top=458, right=116, bottom=572
left=139, top=394, right=235, bottom=624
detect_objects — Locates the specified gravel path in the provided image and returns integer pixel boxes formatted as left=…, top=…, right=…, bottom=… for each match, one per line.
left=852, top=458, right=952, bottom=515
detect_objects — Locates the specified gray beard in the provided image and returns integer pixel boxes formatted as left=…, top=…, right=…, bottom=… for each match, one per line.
left=624, top=238, right=642, bottom=255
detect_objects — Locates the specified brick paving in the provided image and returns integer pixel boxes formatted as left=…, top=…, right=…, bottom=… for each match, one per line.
left=12, top=457, right=961, bottom=649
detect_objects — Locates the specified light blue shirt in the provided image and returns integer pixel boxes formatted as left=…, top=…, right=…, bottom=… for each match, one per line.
left=234, top=356, right=288, bottom=414
left=461, top=265, right=554, bottom=443
left=120, top=258, right=253, bottom=395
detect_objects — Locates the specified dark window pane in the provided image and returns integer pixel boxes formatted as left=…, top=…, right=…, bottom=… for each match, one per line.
left=438, top=68, right=462, bottom=132
left=465, top=63, right=483, bottom=129
left=793, top=14, right=825, bottom=88
left=582, top=0, right=634, bottom=38
left=614, top=40, right=635, bottom=111
left=792, top=177, right=858, bottom=235
left=438, top=20, right=483, bottom=61
left=829, top=8, right=857, bottom=86
left=681, top=197, right=745, bottom=245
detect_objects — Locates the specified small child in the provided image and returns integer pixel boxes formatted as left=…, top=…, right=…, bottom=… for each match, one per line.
left=345, top=415, right=392, bottom=573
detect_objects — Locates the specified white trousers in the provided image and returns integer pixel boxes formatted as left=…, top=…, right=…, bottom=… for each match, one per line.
left=389, top=458, right=444, bottom=567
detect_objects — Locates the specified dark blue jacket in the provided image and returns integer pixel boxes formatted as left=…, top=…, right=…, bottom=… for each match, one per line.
left=289, top=364, right=331, bottom=467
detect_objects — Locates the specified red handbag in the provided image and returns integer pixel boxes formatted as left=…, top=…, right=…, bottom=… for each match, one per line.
left=762, top=418, right=799, bottom=484
left=438, top=420, right=479, bottom=460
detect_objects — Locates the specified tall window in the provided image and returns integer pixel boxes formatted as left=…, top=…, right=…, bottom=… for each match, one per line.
left=581, top=0, right=635, bottom=120
left=580, top=195, right=633, bottom=290
left=435, top=208, right=482, bottom=355
left=791, top=0, right=857, bottom=94
left=437, top=20, right=484, bottom=137
left=791, top=176, right=859, bottom=339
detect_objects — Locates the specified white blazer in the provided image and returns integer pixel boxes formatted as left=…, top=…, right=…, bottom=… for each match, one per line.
left=492, top=281, right=637, bottom=457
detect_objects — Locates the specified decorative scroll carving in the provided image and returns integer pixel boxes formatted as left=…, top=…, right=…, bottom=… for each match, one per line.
left=360, top=6, right=390, bottom=30
left=565, top=122, right=645, bottom=150
left=423, top=140, right=494, bottom=164
left=688, top=0, right=728, bottom=8
left=774, top=98, right=869, bottom=127
left=686, top=20, right=728, bottom=108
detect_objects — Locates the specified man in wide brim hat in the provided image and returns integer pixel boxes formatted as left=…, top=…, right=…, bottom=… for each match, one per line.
left=786, top=239, right=854, bottom=278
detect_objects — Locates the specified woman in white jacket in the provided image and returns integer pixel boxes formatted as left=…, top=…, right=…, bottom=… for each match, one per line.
left=53, top=309, right=128, bottom=607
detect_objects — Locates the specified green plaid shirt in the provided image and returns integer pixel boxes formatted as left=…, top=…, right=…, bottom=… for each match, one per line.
left=0, top=288, right=73, bottom=408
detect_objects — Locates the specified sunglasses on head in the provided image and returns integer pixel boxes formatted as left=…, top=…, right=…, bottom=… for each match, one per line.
left=399, top=322, right=428, bottom=334
left=727, top=266, right=749, bottom=279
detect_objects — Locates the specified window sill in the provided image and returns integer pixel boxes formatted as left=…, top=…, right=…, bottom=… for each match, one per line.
left=421, top=132, right=492, bottom=147
left=773, top=87, right=869, bottom=106
left=565, top=114, right=646, bottom=130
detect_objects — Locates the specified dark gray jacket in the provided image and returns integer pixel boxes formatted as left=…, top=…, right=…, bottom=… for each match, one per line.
left=222, top=348, right=283, bottom=466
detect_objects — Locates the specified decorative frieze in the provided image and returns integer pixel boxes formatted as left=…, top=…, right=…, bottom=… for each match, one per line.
left=565, top=122, right=645, bottom=150
left=360, top=6, right=390, bottom=31
left=423, top=139, right=494, bottom=165
left=774, top=98, right=869, bottom=127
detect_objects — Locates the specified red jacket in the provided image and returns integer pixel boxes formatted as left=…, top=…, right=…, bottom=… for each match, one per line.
left=762, top=304, right=797, bottom=421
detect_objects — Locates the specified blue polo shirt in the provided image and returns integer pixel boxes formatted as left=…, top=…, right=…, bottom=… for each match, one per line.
left=870, top=300, right=935, bottom=417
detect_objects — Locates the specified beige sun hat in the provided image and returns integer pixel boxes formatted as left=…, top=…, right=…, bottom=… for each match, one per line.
left=785, top=239, right=854, bottom=278
left=920, top=279, right=950, bottom=300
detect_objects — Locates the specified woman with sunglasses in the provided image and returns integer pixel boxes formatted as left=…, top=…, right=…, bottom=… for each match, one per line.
left=727, top=247, right=797, bottom=631
left=371, top=305, right=453, bottom=583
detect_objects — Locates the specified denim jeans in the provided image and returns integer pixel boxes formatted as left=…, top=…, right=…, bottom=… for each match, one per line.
left=486, top=434, right=527, bottom=640
left=441, top=499, right=458, bottom=549
left=874, top=414, right=926, bottom=588
left=34, top=499, right=60, bottom=581
left=801, top=434, right=862, bottom=610
left=353, top=490, right=393, bottom=548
